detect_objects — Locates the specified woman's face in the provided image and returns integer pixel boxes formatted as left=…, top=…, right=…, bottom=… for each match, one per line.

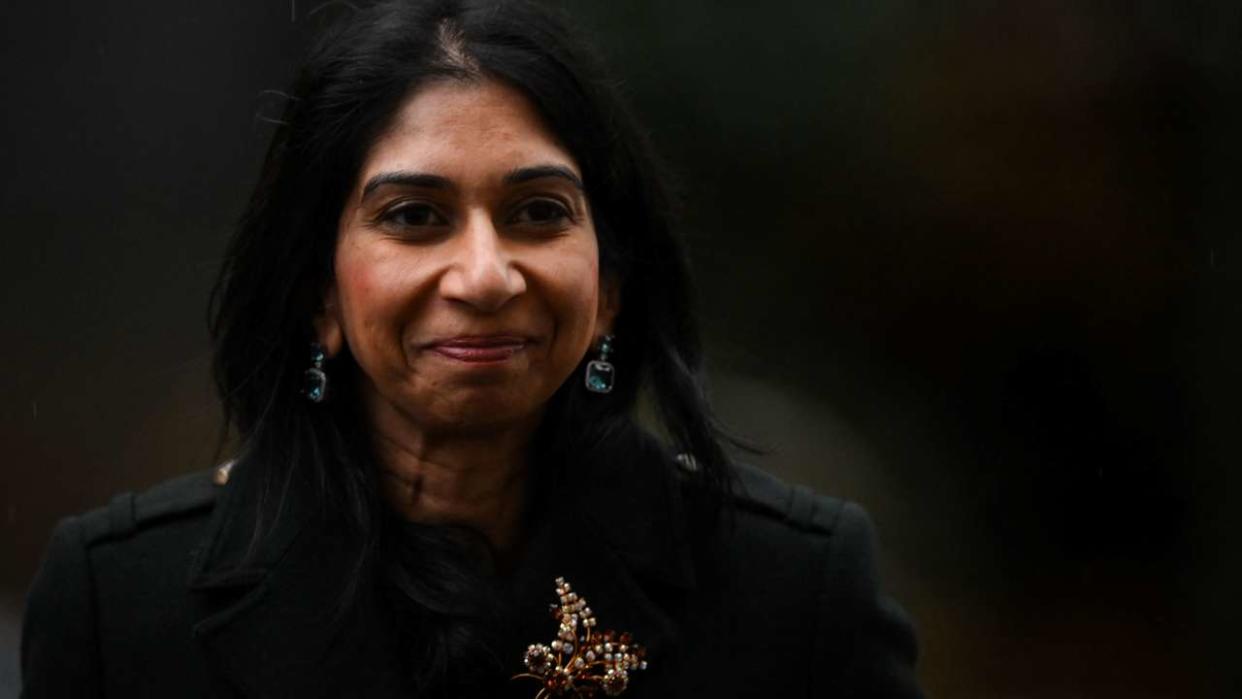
left=318, top=78, right=617, bottom=435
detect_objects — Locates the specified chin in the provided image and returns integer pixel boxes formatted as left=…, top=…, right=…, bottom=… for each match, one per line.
left=412, top=390, right=547, bottom=435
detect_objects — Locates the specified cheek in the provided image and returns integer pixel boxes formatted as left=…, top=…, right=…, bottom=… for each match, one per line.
left=541, top=245, right=601, bottom=341
left=333, top=240, right=427, bottom=346
left=335, top=244, right=386, bottom=325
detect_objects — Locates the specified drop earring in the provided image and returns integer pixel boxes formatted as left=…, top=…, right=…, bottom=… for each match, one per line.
left=303, top=342, right=328, bottom=403
left=584, top=335, right=616, bottom=394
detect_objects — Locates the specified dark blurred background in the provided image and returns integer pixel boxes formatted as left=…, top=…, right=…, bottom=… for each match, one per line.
left=1, top=1, right=1238, bottom=696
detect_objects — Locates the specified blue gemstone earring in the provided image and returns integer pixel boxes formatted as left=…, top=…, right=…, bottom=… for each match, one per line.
left=303, top=342, right=328, bottom=403
left=584, top=335, right=616, bottom=394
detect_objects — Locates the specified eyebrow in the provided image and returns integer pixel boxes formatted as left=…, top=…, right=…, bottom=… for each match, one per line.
left=503, top=164, right=584, bottom=191
left=359, top=164, right=584, bottom=201
left=361, top=171, right=452, bottom=199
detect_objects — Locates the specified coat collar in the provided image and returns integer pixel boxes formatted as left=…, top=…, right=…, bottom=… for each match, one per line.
left=188, top=458, right=409, bottom=696
left=186, top=424, right=696, bottom=698
left=561, top=425, right=698, bottom=591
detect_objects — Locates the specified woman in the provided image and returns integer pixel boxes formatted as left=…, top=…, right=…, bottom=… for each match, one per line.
left=21, top=1, right=922, bottom=696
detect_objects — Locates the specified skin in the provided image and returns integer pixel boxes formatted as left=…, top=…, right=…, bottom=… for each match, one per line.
left=315, top=78, right=619, bottom=558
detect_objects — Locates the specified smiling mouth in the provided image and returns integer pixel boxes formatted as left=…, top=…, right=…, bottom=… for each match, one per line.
left=425, top=335, right=531, bottom=363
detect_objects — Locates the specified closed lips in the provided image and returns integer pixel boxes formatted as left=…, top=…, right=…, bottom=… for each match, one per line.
left=426, top=336, right=530, bottom=361
left=432, top=335, right=529, bottom=347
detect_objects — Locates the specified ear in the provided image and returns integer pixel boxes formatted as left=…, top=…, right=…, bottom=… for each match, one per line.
left=313, top=282, right=345, bottom=358
left=596, top=274, right=622, bottom=338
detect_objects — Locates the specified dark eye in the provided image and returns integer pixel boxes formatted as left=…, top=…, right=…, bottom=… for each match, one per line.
left=511, top=199, right=572, bottom=226
left=382, top=202, right=448, bottom=228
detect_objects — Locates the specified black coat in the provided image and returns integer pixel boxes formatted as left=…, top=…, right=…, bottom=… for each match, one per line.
left=21, top=430, right=923, bottom=698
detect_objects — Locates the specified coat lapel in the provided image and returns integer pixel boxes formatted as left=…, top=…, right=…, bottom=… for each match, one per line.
left=187, top=464, right=408, bottom=698
left=503, top=429, right=698, bottom=697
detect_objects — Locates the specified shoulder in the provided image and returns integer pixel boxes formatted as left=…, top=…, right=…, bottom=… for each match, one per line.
left=673, top=454, right=854, bottom=546
left=22, top=466, right=226, bottom=697
left=30, top=466, right=223, bottom=590
left=673, top=453, right=874, bottom=613
left=67, top=466, right=224, bottom=549
left=726, top=460, right=850, bottom=536
left=47, top=465, right=225, bottom=606
left=684, top=459, right=877, bottom=591
left=677, top=458, right=923, bottom=697
left=722, top=462, right=889, bottom=592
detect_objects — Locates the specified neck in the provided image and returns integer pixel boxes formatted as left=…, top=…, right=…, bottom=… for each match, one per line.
left=365, top=396, right=538, bottom=559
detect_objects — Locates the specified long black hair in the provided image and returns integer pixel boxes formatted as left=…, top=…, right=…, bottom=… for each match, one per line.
left=209, top=0, right=733, bottom=693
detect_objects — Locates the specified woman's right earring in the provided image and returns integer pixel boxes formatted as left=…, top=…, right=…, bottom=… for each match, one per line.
left=303, top=342, right=328, bottom=403
left=584, top=335, right=616, bottom=394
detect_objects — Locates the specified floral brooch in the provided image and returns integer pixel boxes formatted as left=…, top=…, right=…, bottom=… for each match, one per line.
left=512, top=577, right=648, bottom=697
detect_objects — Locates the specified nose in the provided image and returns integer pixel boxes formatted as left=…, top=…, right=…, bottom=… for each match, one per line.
left=438, top=210, right=526, bottom=312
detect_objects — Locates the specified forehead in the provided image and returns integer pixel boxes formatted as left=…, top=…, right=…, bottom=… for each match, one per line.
left=357, top=78, right=579, bottom=183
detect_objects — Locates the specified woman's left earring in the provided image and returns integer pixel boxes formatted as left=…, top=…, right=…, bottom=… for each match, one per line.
left=303, top=342, right=328, bottom=403
left=584, top=335, right=616, bottom=394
